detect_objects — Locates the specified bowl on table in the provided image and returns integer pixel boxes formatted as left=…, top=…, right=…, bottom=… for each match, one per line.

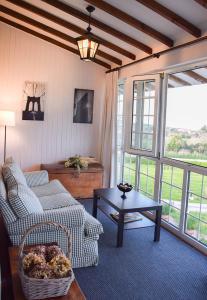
left=117, top=183, right=133, bottom=199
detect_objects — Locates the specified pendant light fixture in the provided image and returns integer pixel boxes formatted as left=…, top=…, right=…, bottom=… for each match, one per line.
left=76, top=6, right=99, bottom=61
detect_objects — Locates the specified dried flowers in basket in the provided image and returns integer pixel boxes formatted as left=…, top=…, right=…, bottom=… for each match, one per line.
left=64, top=155, right=88, bottom=173
left=19, top=221, right=74, bottom=300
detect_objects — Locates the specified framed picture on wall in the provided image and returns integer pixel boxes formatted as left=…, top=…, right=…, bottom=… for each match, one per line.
left=22, top=81, right=45, bottom=121
left=73, top=89, right=94, bottom=124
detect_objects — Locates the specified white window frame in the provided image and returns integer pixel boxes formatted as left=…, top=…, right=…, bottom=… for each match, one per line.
left=158, top=65, right=207, bottom=254
left=115, top=62, right=207, bottom=254
left=114, top=81, right=125, bottom=184
left=124, top=74, right=162, bottom=158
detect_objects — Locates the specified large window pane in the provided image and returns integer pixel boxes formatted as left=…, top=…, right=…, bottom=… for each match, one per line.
left=165, top=67, right=207, bottom=168
left=137, top=157, right=156, bottom=198
left=123, top=153, right=136, bottom=187
left=161, top=164, right=183, bottom=227
left=199, top=222, right=207, bottom=245
left=185, top=171, right=207, bottom=245
left=186, top=215, right=199, bottom=239
left=131, top=80, right=156, bottom=151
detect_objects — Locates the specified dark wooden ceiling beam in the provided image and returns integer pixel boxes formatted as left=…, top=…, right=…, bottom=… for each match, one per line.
left=136, top=0, right=201, bottom=38
left=0, top=16, right=111, bottom=69
left=6, top=0, right=135, bottom=60
left=169, top=74, right=191, bottom=86
left=184, top=70, right=207, bottom=83
left=97, top=51, right=122, bottom=66
left=0, top=5, right=122, bottom=65
left=85, top=0, right=173, bottom=47
left=168, top=83, right=175, bottom=88
left=194, top=0, right=207, bottom=8
left=42, top=0, right=152, bottom=54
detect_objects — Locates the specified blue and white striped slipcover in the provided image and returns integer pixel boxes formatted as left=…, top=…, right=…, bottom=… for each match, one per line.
left=0, top=169, right=103, bottom=268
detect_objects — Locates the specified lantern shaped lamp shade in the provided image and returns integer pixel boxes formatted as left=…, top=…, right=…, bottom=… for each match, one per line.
left=0, top=110, right=15, bottom=127
left=76, top=34, right=99, bottom=61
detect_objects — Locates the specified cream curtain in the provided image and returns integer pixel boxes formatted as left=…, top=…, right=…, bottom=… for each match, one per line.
left=100, top=71, right=118, bottom=187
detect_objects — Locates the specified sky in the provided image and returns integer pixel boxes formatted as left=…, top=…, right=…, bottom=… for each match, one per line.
left=166, top=84, right=207, bottom=130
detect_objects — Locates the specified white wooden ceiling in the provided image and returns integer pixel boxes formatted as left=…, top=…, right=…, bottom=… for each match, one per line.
left=0, top=0, right=207, bottom=70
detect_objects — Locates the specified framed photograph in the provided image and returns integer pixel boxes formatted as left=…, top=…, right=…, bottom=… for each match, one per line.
left=73, top=89, right=94, bottom=124
left=22, top=81, right=45, bottom=121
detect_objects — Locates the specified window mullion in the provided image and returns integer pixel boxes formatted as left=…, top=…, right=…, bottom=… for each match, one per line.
left=136, top=156, right=140, bottom=191
left=120, top=150, right=124, bottom=183
left=180, top=168, right=190, bottom=233
left=154, top=159, right=161, bottom=202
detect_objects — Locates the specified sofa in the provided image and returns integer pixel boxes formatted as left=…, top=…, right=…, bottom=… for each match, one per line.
left=0, top=159, right=103, bottom=268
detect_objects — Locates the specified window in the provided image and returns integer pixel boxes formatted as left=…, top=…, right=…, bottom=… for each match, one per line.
left=115, top=64, right=207, bottom=252
left=123, top=153, right=137, bottom=187
left=131, top=80, right=155, bottom=151
left=137, top=157, right=156, bottom=198
left=122, top=154, right=156, bottom=199
left=185, top=172, right=207, bottom=245
left=160, top=165, right=183, bottom=227
left=125, top=74, right=161, bottom=157
left=164, top=67, right=207, bottom=168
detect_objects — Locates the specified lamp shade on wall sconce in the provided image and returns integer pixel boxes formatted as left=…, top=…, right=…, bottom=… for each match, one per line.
left=76, top=6, right=99, bottom=61
left=0, top=110, right=15, bottom=162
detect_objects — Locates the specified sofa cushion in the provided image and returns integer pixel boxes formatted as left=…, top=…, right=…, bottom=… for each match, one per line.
left=39, top=192, right=79, bottom=210
left=24, top=171, right=49, bottom=187
left=2, top=161, right=43, bottom=218
left=0, top=168, right=17, bottom=224
left=31, top=179, right=68, bottom=197
left=8, top=183, right=43, bottom=218
left=32, top=179, right=80, bottom=210
left=5, top=156, right=14, bottom=164
left=2, top=161, right=27, bottom=188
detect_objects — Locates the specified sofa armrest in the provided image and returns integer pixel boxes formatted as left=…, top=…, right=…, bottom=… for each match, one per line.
left=24, top=171, right=49, bottom=187
left=84, top=211, right=103, bottom=237
left=8, top=205, right=85, bottom=235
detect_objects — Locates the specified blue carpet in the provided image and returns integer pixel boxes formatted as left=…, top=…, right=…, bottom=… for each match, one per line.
left=74, top=200, right=207, bottom=300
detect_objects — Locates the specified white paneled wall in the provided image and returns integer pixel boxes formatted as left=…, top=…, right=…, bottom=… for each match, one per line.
left=0, top=23, right=106, bottom=170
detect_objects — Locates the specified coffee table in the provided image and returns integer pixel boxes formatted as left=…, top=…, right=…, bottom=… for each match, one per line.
left=8, top=246, right=86, bottom=300
left=93, top=188, right=162, bottom=247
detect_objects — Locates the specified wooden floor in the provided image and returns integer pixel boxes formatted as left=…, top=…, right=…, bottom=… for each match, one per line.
left=0, top=214, right=13, bottom=300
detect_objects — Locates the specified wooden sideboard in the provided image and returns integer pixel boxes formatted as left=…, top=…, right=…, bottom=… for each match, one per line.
left=41, top=162, right=103, bottom=199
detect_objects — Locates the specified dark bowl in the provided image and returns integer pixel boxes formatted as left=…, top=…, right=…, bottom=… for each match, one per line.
left=117, top=183, right=133, bottom=193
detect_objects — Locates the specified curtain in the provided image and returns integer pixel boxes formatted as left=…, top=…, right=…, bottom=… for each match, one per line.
left=100, top=71, right=118, bottom=187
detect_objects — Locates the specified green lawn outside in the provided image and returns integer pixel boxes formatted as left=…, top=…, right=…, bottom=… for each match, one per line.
left=123, top=157, right=207, bottom=202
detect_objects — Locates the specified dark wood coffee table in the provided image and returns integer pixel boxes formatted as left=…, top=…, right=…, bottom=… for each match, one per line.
left=9, top=246, right=86, bottom=300
left=93, top=188, right=162, bottom=247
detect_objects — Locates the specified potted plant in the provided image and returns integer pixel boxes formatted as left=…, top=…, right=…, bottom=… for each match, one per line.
left=64, top=155, right=88, bottom=174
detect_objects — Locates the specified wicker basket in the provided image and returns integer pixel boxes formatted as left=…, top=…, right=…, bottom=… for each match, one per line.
left=18, top=221, right=74, bottom=300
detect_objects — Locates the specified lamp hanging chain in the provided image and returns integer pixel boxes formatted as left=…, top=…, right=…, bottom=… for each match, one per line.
left=87, top=10, right=92, bottom=33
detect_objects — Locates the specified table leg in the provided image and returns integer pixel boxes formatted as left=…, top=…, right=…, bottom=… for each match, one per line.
left=154, top=207, right=162, bottom=242
left=93, top=192, right=98, bottom=218
left=117, top=212, right=124, bottom=247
